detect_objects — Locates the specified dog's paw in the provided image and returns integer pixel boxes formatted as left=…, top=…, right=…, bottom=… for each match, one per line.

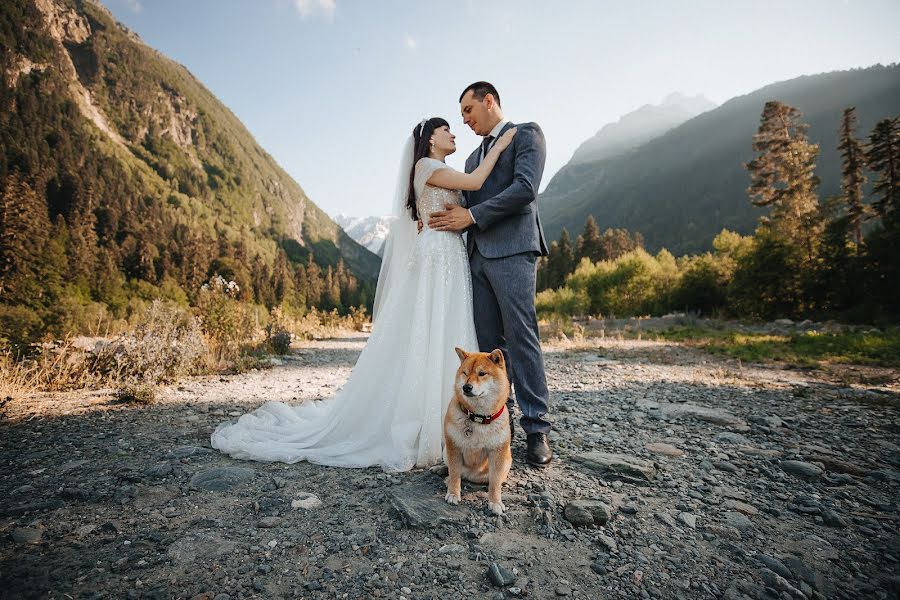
left=430, top=464, right=449, bottom=476
left=445, top=492, right=461, bottom=505
left=487, top=500, right=506, bottom=516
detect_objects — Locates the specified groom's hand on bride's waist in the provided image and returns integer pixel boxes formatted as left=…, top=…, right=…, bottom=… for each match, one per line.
left=428, top=204, right=474, bottom=232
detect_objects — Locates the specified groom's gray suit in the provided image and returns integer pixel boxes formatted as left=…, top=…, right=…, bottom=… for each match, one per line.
left=463, top=121, right=551, bottom=435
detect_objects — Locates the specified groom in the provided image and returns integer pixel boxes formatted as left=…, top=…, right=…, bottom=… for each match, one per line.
left=429, top=81, right=552, bottom=466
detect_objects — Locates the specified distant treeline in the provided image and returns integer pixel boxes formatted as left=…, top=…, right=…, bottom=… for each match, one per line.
left=536, top=103, right=899, bottom=322
left=0, top=168, right=373, bottom=348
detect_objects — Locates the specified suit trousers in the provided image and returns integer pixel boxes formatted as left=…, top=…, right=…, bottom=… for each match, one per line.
left=469, top=243, right=551, bottom=435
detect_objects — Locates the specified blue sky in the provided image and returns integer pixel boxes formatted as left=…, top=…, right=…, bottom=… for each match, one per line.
left=104, top=0, right=900, bottom=217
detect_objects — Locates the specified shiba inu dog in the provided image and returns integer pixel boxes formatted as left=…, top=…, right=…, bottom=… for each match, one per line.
left=444, top=347, right=512, bottom=515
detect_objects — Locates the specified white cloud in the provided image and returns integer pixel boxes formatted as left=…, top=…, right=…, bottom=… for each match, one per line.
left=123, top=0, right=142, bottom=13
left=294, top=0, right=336, bottom=20
left=405, top=34, right=417, bottom=50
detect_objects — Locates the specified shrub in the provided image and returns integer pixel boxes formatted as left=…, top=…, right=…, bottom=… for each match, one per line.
left=568, top=249, right=676, bottom=317
left=115, top=382, right=156, bottom=405
left=535, top=287, right=589, bottom=318
left=93, top=299, right=206, bottom=385
left=195, top=275, right=257, bottom=366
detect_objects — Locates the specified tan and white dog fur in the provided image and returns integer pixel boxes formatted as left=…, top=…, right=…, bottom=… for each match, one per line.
left=444, top=347, right=512, bottom=515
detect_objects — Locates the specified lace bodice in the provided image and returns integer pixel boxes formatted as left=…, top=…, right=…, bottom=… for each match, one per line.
left=414, top=158, right=463, bottom=225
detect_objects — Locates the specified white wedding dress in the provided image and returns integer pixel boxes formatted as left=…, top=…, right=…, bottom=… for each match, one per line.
left=210, top=156, right=478, bottom=472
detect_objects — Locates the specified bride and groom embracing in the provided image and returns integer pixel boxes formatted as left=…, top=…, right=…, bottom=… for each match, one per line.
left=211, top=81, right=552, bottom=476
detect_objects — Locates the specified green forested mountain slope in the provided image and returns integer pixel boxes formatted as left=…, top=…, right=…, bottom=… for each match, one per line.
left=539, top=64, right=900, bottom=254
left=1, top=0, right=379, bottom=340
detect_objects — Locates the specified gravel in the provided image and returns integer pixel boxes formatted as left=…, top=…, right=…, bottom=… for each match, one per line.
left=1, top=330, right=897, bottom=599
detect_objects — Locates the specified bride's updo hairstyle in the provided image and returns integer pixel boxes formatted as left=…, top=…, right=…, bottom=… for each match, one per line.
left=407, top=117, right=449, bottom=220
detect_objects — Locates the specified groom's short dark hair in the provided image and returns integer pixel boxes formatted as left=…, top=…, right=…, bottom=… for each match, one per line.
left=460, top=81, right=501, bottom=108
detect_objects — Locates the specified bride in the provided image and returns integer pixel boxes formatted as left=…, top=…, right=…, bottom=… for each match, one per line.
left=210, top=117, right=516, bottom=472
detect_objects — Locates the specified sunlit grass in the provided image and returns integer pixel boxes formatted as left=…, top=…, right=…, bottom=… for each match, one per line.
left=658, top=326, right=900, bottom=368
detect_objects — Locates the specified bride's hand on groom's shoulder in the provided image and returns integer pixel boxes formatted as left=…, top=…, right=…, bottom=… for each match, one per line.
left=495, top=127, right=517, bottom=151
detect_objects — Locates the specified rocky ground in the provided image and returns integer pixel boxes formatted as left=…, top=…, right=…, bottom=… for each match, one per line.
left=1, top=332, right=898, bottom=599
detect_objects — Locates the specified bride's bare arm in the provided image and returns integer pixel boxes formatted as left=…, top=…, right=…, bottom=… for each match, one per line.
left=426, top=128, right=517, bottom=191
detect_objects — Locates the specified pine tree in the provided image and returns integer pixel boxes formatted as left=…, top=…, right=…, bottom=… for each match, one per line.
left=272, top=249, right=292, bottom=305
left=745, top=101, right=821, bottom=258
left=251, top=254, right=275, bottom=308
left=576, top=215, right=603, bottom=263
left=600, top=228, right=643, bottom=261
left=293, top=263, right=308, bottom=309
left=305, top=254, right=323, bottom=309
left=867, top=117, right=900, bottom=229
left=542, top=229, right=575, bottom=290
left=0, top=174, right=55, bottom=306
left=837, top=107, right=868, bottom=248
left=864, top=117, right=900, bottom=313
left=66, top=179, right=99, bottom=282
left=535, top=256, right=550, bottom=292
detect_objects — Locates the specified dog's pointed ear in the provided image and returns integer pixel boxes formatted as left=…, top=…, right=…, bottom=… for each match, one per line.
left=455, top=347, right=468, bottom=361
left=489, top=349, right=504, bottom=365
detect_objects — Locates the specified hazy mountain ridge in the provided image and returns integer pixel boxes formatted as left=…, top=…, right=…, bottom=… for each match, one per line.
left=539, top=65, right=900, bottom=255
left=569, top=92, right=717, bottom=165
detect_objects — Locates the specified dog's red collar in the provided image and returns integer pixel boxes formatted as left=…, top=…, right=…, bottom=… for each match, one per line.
left=462, top=404, right=505, bottom=425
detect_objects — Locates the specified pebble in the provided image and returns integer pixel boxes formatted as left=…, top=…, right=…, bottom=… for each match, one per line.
left=257, top=517, right=282, bottom=528
left=677, top=512, right=697, bottom=528
left=487, top=563, right=515, bottom=587
left=655, top=512, right=677, bottom=527
left=821, top=508, right=848, bottom=528
left=756, top=554, right=792, bottom=580
left=4, top=328, right=897, bottom=599
left=189, top=467, right=255, bottom=491
left=780, top=460, right=824, bottom=481
left=645, top=442, right=684, bottom=457
left=724, top=511, right=753, bottom=531
left=291, top=492, right=322, bottom=510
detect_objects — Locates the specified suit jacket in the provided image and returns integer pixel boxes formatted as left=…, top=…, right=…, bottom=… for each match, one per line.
left=463, top=121, right=549, bottom=258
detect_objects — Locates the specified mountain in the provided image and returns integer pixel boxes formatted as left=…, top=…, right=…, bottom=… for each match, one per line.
left=1, top=0, right=381, bottom=338
left=333, top=214, right=395, bottom=257
left=569, top=92, right=717, bottom=165
left=539, top=65, right=900, bottom=255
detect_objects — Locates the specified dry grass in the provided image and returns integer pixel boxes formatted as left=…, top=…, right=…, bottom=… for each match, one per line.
left=539, top=315, right=585, bottom=343
left=292, top=306, right=369, bottom=340
left=0, top=338, right=101, bottom=397
left=1, top=290, right=373, bottom=403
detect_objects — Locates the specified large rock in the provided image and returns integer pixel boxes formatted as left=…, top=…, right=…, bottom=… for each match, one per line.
left=388, top=483, right=467, bottom=528
left=636, top=399, right=748, bottom=430
left=564, top=500, right=611, bottom=527
left=724, top=511, right=753, bottom=531
left=780, top=461, right=823, bottom=481
left=570, top=452, right=657, bottom=483
left=806, top=454, right=868, bottom=476
left=759, top=568, right=806, bottom=599
left=189, top=467, right=255, bottom=491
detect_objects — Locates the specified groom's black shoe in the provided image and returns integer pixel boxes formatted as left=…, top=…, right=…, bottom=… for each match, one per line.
left=526, top=432, right=552, bottom=466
